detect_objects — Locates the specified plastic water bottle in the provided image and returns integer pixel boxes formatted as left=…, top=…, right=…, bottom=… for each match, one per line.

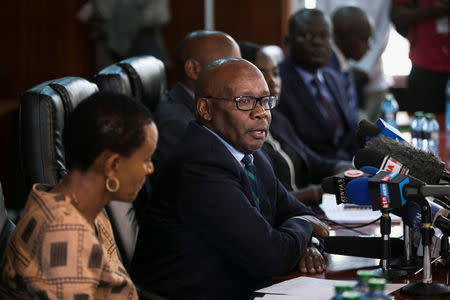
left=381, top=93, right=399, bottom=128
left=354, top=270, right=373, bottom=295
left=421, top=114, right=432, bottom=152
left=410, top=111, right=425, bottom=149
left=445, top=79, right=450, bottom=131
left=363, top=278, right=391, bottom=299
left=425, top=113, right=439, bottom=155
left=331, top=282, right=353, bottom=300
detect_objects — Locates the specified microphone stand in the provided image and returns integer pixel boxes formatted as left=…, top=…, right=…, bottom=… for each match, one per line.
left=401, top=197, right=450, bottom=297
left=372, top=210, right=408, bottom=281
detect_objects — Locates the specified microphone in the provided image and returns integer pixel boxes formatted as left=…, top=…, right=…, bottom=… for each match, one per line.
left=346, top=170, right=450, bottom=210
left=404, top=199, right=450, bottom=230
left=321, top=170, right=371, bottom=204
left=360, top=136, right=450, bottom=184
left=354, top=148, right=409, bottom=176
left=356, top=119, right=405, bottom=147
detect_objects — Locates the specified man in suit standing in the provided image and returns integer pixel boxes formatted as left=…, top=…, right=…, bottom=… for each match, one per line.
left=329, top=6, right=372, bottom=119
left=279, top=9, right=359, bottom=161
left=153, top=30, right=241, bottom=169
left=132, top=58, right=329, bottom=299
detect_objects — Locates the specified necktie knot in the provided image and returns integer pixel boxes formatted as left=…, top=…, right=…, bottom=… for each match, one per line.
left=242, top=155, right=253, bottom=167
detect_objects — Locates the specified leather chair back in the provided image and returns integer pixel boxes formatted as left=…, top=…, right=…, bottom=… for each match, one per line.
left=0, top=182, right=16, bottom=260
left=18, top=77, right=99, bottom=195
left=94, top=55, right=166, bottom=111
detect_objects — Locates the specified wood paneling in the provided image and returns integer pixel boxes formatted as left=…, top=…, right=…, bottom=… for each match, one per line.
left=163, top=0, right=205, bottom=87
left=0, top=0, right=96, bottom=208
left=214, top=0, right=291, bottom=49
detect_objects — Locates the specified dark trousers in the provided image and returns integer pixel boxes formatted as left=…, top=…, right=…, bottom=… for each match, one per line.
left=405, top=65, right=449, bottom=113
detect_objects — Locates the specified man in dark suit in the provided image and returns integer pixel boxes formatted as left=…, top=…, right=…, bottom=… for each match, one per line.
left=153, top=30, right=241, bottom=170
left=132, top=58, right=329, bottom=299
left=279, top=9, right=359, bottom=161
left=328, top=6, right=372, bottom=118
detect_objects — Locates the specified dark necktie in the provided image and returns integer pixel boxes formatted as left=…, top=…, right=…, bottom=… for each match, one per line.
left=312, top=77, right=341, bottom=129
left=242, top=155, right=260, bottom=208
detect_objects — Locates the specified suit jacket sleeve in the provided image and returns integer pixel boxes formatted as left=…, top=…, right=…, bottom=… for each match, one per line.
left=178, top=161, right=313, bottom=279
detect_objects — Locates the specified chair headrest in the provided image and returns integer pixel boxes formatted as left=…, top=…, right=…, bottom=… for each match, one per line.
left=19, top=77, right=98, bottom=193
left=95, top=56, right=166, bottom=111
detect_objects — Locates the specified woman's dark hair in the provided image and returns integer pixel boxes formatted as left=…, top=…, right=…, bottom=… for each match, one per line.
left=64, top=92, right=154, bottom=172
left=238, top=41, right=261, bottom=64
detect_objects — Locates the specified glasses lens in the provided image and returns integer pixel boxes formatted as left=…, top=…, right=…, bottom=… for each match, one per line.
left=265, top=96, right=278, bottom=109
left=236, top=96, right=254, bottom=110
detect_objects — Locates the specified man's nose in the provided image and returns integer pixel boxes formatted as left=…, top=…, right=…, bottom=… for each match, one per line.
left=251, top=101, right=269, bottom=119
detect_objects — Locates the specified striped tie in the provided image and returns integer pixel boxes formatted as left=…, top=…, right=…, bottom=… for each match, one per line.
left=242, top=155, right=259, bottom=207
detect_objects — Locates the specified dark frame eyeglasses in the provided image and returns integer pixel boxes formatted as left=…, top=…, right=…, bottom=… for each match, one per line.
left=201, top=95, right=278, bottom=111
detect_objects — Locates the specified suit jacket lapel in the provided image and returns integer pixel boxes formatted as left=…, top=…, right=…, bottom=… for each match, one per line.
left=322, top=70, right=352, bottom=129
left=172, top=82, right=196, bottom=115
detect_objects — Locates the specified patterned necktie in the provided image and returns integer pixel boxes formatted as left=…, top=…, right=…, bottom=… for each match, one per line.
left=242, top=155, right=260, bottom=207
left=312, top=77, right=341, bottom=129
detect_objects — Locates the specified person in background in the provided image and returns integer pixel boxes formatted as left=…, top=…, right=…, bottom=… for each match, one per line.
left=152, top=30, right=241, bottom=171
left=391, top=0, right=449, bottom=113
left=329, top=6, right=372, bottom=118
left=132, top=58, right=329, bottom=300
left=77, top=0, right=171, bottom=69
left=317, top=0, right=393, bottom=122
left=0, top=92, right=158, bottom=300
left=279, top=9, right=359, bottom=161
left=239, top=42, right=352, bottom=208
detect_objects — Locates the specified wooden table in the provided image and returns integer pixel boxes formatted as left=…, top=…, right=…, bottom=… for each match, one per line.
left=269, top=223, right=449, bottom=299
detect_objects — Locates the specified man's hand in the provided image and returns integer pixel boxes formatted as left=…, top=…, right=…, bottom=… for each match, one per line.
left=298, top=247, right=328, bottom=273
left=296, top=215, right=329, bottom=238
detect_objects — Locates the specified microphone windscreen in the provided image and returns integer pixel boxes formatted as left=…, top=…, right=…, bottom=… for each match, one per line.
left=354, top=148, right=385, bottom=169
left=322, top=176, right=336, bottom=194
left=359, top=166, right=379, bottom=175
left=357, top=119, right=380, bottom=147
left=366, top=136, right=445, bottom=184
left=345, top=177, right=372, bottom=206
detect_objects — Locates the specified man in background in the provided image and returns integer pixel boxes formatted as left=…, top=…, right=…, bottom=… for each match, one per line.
left=279, top=9, right=359, bottom=161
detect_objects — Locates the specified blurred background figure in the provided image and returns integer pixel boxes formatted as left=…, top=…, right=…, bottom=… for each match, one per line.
left=280, top=9, right=359, bottom=161
left=391, top=0, right=450, bottom=113
left=316, top=0, right=394, bottom=122
left=329, top=6, right=372, bottom=118
left=0, top=93, right=158, bottom=300
left=77, top=0, right=171, bottom=69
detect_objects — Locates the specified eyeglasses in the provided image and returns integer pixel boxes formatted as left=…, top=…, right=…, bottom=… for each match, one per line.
left=201, top=95, right=278, bottom=111
left=294, top=31, right=331, bottom=42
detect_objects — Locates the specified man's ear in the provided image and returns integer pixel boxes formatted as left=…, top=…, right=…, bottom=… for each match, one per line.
left=185, top=59, right=202, bottom=80
left=197, top=98, right=212, bottom=122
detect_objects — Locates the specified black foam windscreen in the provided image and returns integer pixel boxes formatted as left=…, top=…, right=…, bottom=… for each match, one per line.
left=365, top=136, right=445, bottom=184
left=356, top=119, right=380, bottom=147
left=324, top=236, right=404, bottom=258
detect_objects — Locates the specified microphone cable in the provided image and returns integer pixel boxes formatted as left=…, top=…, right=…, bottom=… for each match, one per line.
left=319, top=216, right=381, bottom=235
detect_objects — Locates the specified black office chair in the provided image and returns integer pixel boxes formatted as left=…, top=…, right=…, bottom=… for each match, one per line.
left=94, top=55, right=166, bottom=112
left=0, top=182, right=15, bottom=260
left=18, top=77, right=99, bottom=193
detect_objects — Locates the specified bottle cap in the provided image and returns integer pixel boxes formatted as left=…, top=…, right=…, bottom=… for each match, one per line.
left=356, top=269, right=374, bottom=282
left=342, top=291, right=361, bottom=300
left=368, top=278, right=386, bottom=291
left=425, top=113, right=435, bottom=120
left=335, top=282, right=353, bottom=294
left=414, top=111, right=424, bottom=118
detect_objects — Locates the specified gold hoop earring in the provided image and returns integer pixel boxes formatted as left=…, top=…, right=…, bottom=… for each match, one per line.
left=106, top=177, right=120, bottom=193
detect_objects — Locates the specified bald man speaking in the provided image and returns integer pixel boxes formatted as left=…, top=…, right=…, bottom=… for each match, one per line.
left=132, top=58, right=328, bottom=300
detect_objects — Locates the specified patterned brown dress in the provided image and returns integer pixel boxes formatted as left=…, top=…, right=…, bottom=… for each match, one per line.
left=0, top=184, right=138, bottom=300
